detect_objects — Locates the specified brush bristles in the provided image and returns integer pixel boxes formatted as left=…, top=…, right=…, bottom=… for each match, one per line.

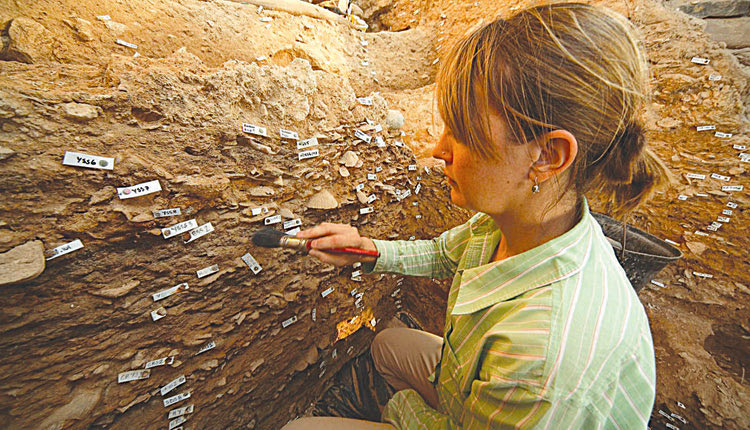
left=252, top=227, right=286, bottom=248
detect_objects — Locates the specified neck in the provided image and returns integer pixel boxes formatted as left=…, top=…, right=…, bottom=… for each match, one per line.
left=491, top=195, right=581, bottom=258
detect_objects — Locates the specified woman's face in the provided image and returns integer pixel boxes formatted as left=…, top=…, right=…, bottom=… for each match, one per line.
left=432, top=111, right=534, bottom=217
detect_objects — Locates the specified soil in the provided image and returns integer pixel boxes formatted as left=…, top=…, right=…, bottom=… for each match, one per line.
left=0, top=0, right=747, bottom=429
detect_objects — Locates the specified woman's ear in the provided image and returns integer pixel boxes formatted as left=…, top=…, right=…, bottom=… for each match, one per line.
left=531, top=130, right=578, bottom=183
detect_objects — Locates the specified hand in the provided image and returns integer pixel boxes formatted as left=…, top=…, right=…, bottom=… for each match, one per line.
left=297, top=223, right=378, bottom=266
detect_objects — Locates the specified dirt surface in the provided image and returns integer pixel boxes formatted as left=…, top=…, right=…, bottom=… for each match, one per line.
left=0, top=0, right=748, bottom=429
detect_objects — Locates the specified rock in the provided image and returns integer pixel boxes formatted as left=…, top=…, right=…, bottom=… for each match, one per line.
left=731, top=47, right=750, bottom=67
left=672, top=0, right=750, bottom=18
left=64, top=18, right=95, bottom=42
left=306, top=189, right=339, bottom=209
left=249, top=186, right=275, bottom=197
left=704, top=17, right=750, bottom=49
left=39, top=387, right=101, bottom=430
left=356, top=190, right=368, bottom=204
left=686, top=241, right=708, bottom=255
left=89, top=186, right=115, bottom=205
left=386, top=109, right=405, bottom=130
left=0, top=146, right=15, bottom=161
left=62, top=102, right=99, bottom=121
left=339, top=151, right=359, bottom=167
left=280, top=207, right=295, bottom=218
left=338, top=166, right=350, bottom=177
left=656, top=117, right=682, bottom=129
left=91, top=280, right=140, bottom=298
left=0, top=240, right=45, bottom=287
left=103, top=20, right=127, bottom=35
left=4, top=18, right=53, bottom=64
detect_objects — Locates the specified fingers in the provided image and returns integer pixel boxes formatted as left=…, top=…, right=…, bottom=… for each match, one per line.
left=297, top=223, right=362, bottom=250
left=308, top=249, right=360, bottom=267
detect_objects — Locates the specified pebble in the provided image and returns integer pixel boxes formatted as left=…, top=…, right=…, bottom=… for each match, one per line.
left=0, top=240, right=45, bottom=286
left=62, top=102, right=99, bottom=121
left=339, top=151, right=359, bottom=167
left=386, top=109, right=405, bottom=130
left=0, top=146, right=15, bottom=161
left=307, top=189, right=339, bottom=209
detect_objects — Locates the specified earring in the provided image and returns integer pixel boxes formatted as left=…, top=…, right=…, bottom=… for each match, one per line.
left=532, top=177, right=540, bottom=193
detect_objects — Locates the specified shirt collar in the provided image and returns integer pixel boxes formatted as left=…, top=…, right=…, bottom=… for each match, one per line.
left=452, top=201, right=595, bottom=315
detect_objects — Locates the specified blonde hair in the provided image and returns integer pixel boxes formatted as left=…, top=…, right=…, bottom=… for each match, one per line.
left=436, top=2, right=669, bottom=215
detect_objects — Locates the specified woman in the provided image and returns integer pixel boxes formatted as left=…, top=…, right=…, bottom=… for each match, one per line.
left=284, top=3, right=666, bottom=429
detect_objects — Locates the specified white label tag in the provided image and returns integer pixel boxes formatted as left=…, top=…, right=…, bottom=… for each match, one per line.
left=415, top=183, right=422, bottom=194
left=708, top=73, right=722, bottom=81
left=694, top=230, right=709, bottom=236
left=118, top=369, right=151, bottom=383
left=169, top=416, right=187, bottom=430
left=367, top=173, right=377, bottom=180
left=727, top=202, right=738, bottom=208
left=375, top=136, right=386, bottom=147
left=241, top=253, right=262, bottom=274
left=374, top=124, right=383, bottom=133
left=398, top=189, right=412, bottom=201
left=696, top=193, right=708, bottom=197
left=357, top=97, right=373, bottom=106
left=721, top=185, right=743, bottom=192
left=355, top=183, right=365, bottom=191
left=283, top=219, right=302, bottom=230
left=298, top=148, right=320, bottom=160
left=145, top=356, right=175, bottom=369
left=360, top=207, right=374, bottom=214
left=242, top=123, right=268, bottom=137
left=717, top=216, right=730, bottom=223
left=650, top=280, right=666, bottom=288
left=185, top=222, right=214, bottom=243
left=116, top=39, right=137, bottom=49
left=153, top=283, right=189, bottom=301
left=722, top=209, right=732, bottom=215
left=196, top=340, right=216, bottom=355
left=286, top=227, right=300, bottom=236
left=354, top=129, right=371, bottom=143
left=282, top=316, right=297, bottom=328
left=332, top=349, right=337, bottom=359
left=710, top=173, right=730, bottom=181
left=734, top=144, right=747, bottom=150
left=264, top=215, right=281, bottom=225
left=375, top=166, right=383, bottom=172
left=196, top=264, right=219, bottom=278
left=47, top=239, right=84, bottom=260
left=691, top=56, right=710, bottom=65
left=62, top=151, right=114, bottom=170
left=312, top=308, right=317, bottom=321
left=366, top=194, right=377, bottom=204
left=696, top=125, right=715, bottom=131
left=250, top=207, right=264, bottom=216
left=117, top=180, right=162, bottom=199
left=709, top=221, right=722, bottom=229
left=97, top=15, right=111, bottom=21
left=162, top=219, right=198, bottom=239
left=714, top=131, right=732, bottom=138
left=151, top=307, right=167, bottom=321
left=297, top=137, right=318, bottom=149
left=685, top=173, right=706, bottom=180
left=163, top=392, right=191, bottom=408
left=280, top=129, right=299, bottom=140
left=407, top=164, right=417, bottom=171
left=693, top=271, right=713, bottom=278
left=678, top=195, right=688, bottom=201
left=351, top=270, right=362, bottom=278
left=153, top=208, right=181, bottom=218
left=394, top=140, right=405, bottom=147
left=161, top=375, right=187, bottom=396
left=321, top=287, right=335, bottom=298
left=168, top=405, right=195, bottom=420
left=365, top=118, right=375, bottom=125
left=415, top=215, right=422, bottom=219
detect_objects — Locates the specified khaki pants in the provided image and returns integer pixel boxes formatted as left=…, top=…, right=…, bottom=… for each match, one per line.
left=281, top=328, right=443, bottom=430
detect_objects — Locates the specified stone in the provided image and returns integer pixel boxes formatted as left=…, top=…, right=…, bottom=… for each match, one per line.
left=249, top=186, right=275, bottom=197
left=386, top=109, right=405, bottom=130
left=0, top=240, right=45, bottom=287
left=338, top=166, right=350, bottom=177
left=339, top=151, right=359, bottom=167
left=91, top=280, right=140, bottom=298
left=62, top=102, right=99, bottom=121
left=685, top=241, right=708, bottom=255
left=4, top=18, right=53, bottom=64
left=64, top=18, right=95, bottom=42
left=103, top=20, right=127, bottom=35
left=704, top=17, right=750, bottom=49
left=672, top=0, right=750, bottom=18
left=0, top=146, right=15, bottom=161
left=306, top=189, right=339, bottom=209
left=731, top=47, right=750, bottom=66
left=39, top=388, right=101, bottom=430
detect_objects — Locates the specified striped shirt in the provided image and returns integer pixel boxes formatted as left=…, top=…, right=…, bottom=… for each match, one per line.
left=372, top=204, right=656, bottom=429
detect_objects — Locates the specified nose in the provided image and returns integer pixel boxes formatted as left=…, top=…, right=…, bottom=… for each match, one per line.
left=432, top=129, right=452, bottom=163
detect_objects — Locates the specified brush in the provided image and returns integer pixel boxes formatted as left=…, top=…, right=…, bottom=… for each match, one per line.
left=252, top=227, right=380, bottom=258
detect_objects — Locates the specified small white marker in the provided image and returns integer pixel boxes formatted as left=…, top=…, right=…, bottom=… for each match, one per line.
left=367, top=173, right=377, bottom=180
left=280, top=129, right=299, bottom=140
left=354, top=129, right=371, bottom=143
left=416, top=214, right=422, bottom=219
left=690, top=56, right=710, bottom=65
left=168, top=404, right=194, bottom=419
left=727, top=202, right=738, bottom=208
left=370, top=318, right=377, bottom=327
left=722, top=209, right=732, bottom=216
left=312, top=308, right=316, bottom=322
left=677, top=401, right=686, bottom=409
left=375, top=166, right=383, bottom=173
left=360, top=207, right=374, bottom=214
left=154, top=208, right=181, bottom=218
left=283, top=219, right=302, bottom=230
left=117, top=179, right=162, bottom=199
left=160, top=375, right=186, bottom=396
left=153, top=283, right=189, bottom=301
left=241, top=253, right=262, bottom=274
left=250, top=207, right=263, bottom=216
left=696, top=125, right=715, bottom=131
left=665, top=239, right=678, bottom=246
left=162, top=219, right=198, bottom=239
left=332, top=349, right=337, bottom=359
left=163, top=392, right=191, bottom=408
left=282, top=316, right=297, bottom=328
left=361, top=60, right=369, bottom=66
left=651, top=280, right=665, bottom=288
left=145, top=356, right=175, bottom=369
left=678, top=195, right=688, bottom=201
left=407, top=164, right=417, bottom=171
left=355, top=183, right=365, bottom=192
left=409, top=236, right=416, bottom=240
left=721, top=185, right=743, bottom=192
left=374, top=124, right=383, bottom=133
left=185, top=222, right=214, bottom=243
left=734, top=144, right=747, bottom=150
left=297, top=137, right=318, bottom=150
left=671, top=413, right=687, bottom=424
left=298, top=148, right=320, bottom=161
left=415, top=183, right=422, bottom=194
left=694, top=230, right=709, bottom=236
left=97, top=15, right=111, bottom=21
left=62, top=151, right=114, bottom=170
left=115, top=39, right=137, bottom=49
left=714, top=132, right=732, bottom=138
left=47, top=239, right=84, bottom=261
left=366, top=194, right=377, bottom=204
left=118, top=369, right=151, bottom=383
left=351, top=270, right=362, bottom=278
left=708, top=74, right=722, bottom=81
left=196, top=264, right=219, bottom=278
left=264, top=215, right=282, bottom=225
left=717, top=216, right=730, bottom=223
left=151, top=307, right=167, bottom=321
left=398, top=189, right=412, bottom=201
left=286, top=227, right=300, bottom=236
left=710, top=173, right=731, bottom=181
left=695, top=193, right=708, bottom=197
left=353, top=262, right=362, bottom=268
left=357, top=97, right=373, bottom=106
left=196, top=341, right=216, bottom=355
left=693, top=271, right=714, bottom=278
left=665, top=423, right=679, bottom=430
left=685, top=173, right=706, bottom=180
left=241, top=123, right=268, bottom=137
left=394, top=140, right=405, bottom=147
left=321, top=287, right=335, bottom=298
left=169, top=416, right=187, bottom=430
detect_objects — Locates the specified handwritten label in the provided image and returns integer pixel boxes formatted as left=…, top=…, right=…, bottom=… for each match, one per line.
left=311, top=308, right=316, bottom=322
left=163, top=392, right=191, bottom=408
left=354, top=129, right=371, bottom=143
left=169, top=416, right=187, bottom=430
left=665, top=423, right=679, bottom=430
left=717, top=216, right=730, bottom=223
left=727, top=202, right=738, bottom=208
left=280, top=129, right=299, bottom=140
left=162, top=219, right=198, bottom=239
left=722, top=209, right=732, bottom=216
left=375, top=166, right=383, bottom=172
left=394, top=140, right=405, bottom=147
left=693, top=271, right=713, bottom=278
left=678, top=195, right=688, bottom=201
left=153, top=283, right=189, bottom=301
left=282, top=316, right=297, bottom=328
left=161, top=375, right=186, bottom=396
left=357, top=97, right=373, bottom=106
left=118, top=369, right=150, bottom=383
left=685, top=173, right=706, bottom=180
left=196, top=264, right=219, bottom=278
left=366, top=194, right=377, bottom=204
left=283, top=219, right=301, bottom=230
left=367, top=173, right=377, bottom=180
left=47, top=239, right=83, bottom=260
left=117, top=180, right=162, bottom=199
left=398, top=189, right=412, bottom=201
left=694, top=230, right=709, bottom=236
left=298, top=148, right=320, bottom=160
left=185, top=222, right=213, bottom=243
left=708, top=73, right=722, bottom=81
left=321, top=287, right=335, bottom=298
left=151, top=307, right=167, bottom=321
left=145, top=356, right=174, bottom=369
left=415, top=183, right=422, bottom=194
left=651, top=280, right=666, bottom=288
left=721, top=185, right=743, bottom=192
left=62, top=151, right=114, bottom=170
left=297, top=137, right=318, bottom=149
left=196, top=340, right=216, bottom=356
left=264, top=214, right=281, bottom=225
left=360, top=207, right=374, bottom=214
left=710, top=173, right=730, bottom=181
left=691, top=56, right=710, bottom=65
left=154, top=208, right=181, bottom=218
left=242, top=253, right=262, bottom=274
left=407, top=164, right=417, bottom=171
left=116, top=39, right=137, bottom=49
left=696, top=125, right=715, bottom=131
left=242, top=123, right=267, bottom=137
left=695, top=193, right=708, bottom=197
left=734, top=144, right=747, bottom=150
left=714, top=131, right=732, bottom=138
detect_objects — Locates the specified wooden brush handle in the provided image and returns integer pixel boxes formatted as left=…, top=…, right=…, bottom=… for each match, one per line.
left=328, top=247, right=380, bottom=257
